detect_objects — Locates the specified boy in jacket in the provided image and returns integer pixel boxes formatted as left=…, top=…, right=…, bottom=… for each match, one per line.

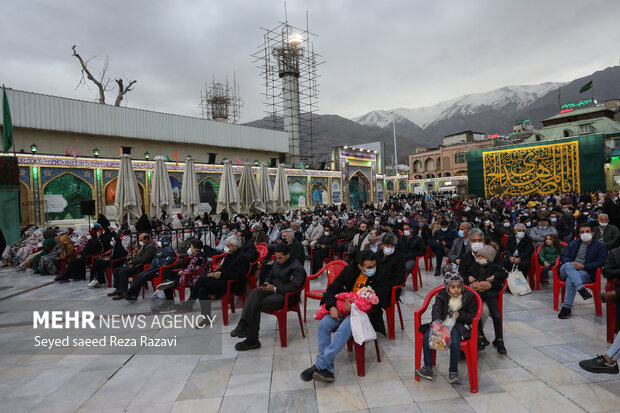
left=416, top=267, right=478, bottom=384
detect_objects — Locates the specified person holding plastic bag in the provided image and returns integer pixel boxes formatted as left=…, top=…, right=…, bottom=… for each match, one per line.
left=300, top=250, right=386, bottom=383
left=415, top=266, right=478, bottom=385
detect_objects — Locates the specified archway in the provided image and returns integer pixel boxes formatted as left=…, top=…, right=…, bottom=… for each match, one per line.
left=104, top=177, right=146, bottom=214
left=198, top=177, right=219, bottom=214
left=43, top=172, right=93, bottom=220
left=311, top=181, right=328, bottom=206
left=19, top=181, right=33, bottom=225
left=349, top=171, right=369, bottom=209
left=424, top=158, right=435, bottom=171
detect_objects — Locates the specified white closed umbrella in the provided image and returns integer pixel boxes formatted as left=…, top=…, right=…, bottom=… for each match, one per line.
left=273, top=163, right=291, bottom=213
left=150, top=156, right=174, bottom=219
left=216, top=160, right=240, bottom=215
left=259, top=163, right=276, bottom=213
left=238, top=162, right=265, bottom=214
left=181, top=156, right=201, bottom=218
left=115, top=153, right=143, bottom=223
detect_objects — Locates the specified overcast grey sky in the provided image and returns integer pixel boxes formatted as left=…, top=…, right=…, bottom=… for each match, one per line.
left=2, top=0, right=619, bottom=122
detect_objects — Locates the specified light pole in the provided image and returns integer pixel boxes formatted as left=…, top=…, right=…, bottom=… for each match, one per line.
left=391, top=112, right=398, bottom=175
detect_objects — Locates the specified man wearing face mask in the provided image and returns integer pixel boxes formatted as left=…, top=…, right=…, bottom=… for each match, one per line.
left=120, top=235, right=177, bottom=302
left=302, top=216, right=324, bottom=252
left=338, top=220, right=358, bottom=258
left=88, top=234, right=127, bottom=289
left=429, top=220, right=458, bottom=276
left=448, top=222, right=473, bottom=266
left=300, top=250, right=386, bottom=383
left=504, top=223, right=534, bottom=276
left=176, top=228, right=197, bottom=265
left=529, top=216, right=558, bottom=247
left=398, top=223, right=427, bottom=273
left=347, top=222, right=370, bottom=262
left=558, top=223, right=608, bottom=319
left=109, top=233, right=156, bottom=298
left=592, top=213, right=620, bottom=251
left=603, top=190, right=620, bottom=229
left=460, top=245, right=508, bottom=354
left=377, top=233, right=406, bottom=303
left=312, top=224, right=339, bottom=274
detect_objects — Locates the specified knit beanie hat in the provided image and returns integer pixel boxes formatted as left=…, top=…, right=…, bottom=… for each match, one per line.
left=477, top=245, right=497, bottom=262
left=443, top=270, right=463, bottom=288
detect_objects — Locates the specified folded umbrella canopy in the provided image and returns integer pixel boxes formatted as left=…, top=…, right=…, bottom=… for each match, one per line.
left=181, top=156, right=201, bottom=218
left=150, top=156, right=174, bottom=219
left=115, top=153, right=143, bottom=223
left=259, top=162, right=276, bottom=214
left=216, top=160, right=240, bottom=215
left=238, top=162, right=265, bottom=214
left=273, top=163, right=291, bottom=213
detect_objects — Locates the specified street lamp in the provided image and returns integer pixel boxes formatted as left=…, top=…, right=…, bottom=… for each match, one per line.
left=144, top=152, right=150, bottom=160
left=93, top=148, right=99, bottom=157
left=30, top=143, right=37, bottom=154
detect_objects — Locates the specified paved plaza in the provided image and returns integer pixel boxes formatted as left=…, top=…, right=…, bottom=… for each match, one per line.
left=0, top=262, right=619, bottom=413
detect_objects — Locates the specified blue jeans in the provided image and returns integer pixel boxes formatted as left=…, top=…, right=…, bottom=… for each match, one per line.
left=608, top=332, right=620, bottom=362
left=422, top=327, right=461, bottom=373
left=315, top=315, right=352, bottom=373
left=559, top=262, right=591, bottom=309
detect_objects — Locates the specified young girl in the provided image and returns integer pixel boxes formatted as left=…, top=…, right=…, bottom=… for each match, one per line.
left=415, top=267, right=477, bottom=385
left=539, top=234, right=562, bottom=287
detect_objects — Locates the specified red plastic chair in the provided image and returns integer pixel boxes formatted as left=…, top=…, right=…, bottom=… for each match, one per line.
left=265, top=286, right=305, bottom=347
left=501, top=234, right=508, bottom=248
left=498, top=279, right=508, bottom=320
left=415, top=285, right=483, bottom=393
left=606, top=279, right=617, bottom=344
left=303, top=260, right=348, bottom=322
left=553, top=262, right=602, bottom=316
left=411, top=255, right=424, bottom=291
left=211, top=253, right=226, bottom=271
left=219, top=275, right=249, bottom=326
left=174, top=262, right=208, bottom=302
left=104, top=254, right=128, bottom=287
left=346, top=336, right=381, bottom=377
left=533, top=241, right=566, bottom=290
left=385, top=273, right=407, bottom=340
left=250, top=244, right=269, bottom=291
left=142, top=254, right=179, bottom=298
left=424, top=245, right=433, bottom=271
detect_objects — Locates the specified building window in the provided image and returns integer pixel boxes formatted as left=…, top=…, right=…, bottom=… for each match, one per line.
left=454, top=152, right=466, bottom=164
left=413, top=160, right=423, bottom=172
left=579, top=124, right=593, bottom=135
left=437, top=157, right=441, bottom=168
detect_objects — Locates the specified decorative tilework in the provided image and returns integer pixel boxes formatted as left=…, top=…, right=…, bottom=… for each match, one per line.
left=19, top=167, right=30, bottom=186
left=40, top=167, right=94, bottom=186
left=102, top=169, right=119, bottom=185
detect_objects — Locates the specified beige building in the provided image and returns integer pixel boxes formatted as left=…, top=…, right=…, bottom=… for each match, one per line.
left=408, top=131, right=496, bottom=193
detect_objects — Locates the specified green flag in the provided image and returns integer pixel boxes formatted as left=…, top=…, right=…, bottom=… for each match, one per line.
left=165, top=153, right=171, bottom=162
left=557, top=88, right=561, bottom=105
left=579, top=80, right=593, bottom=93
left=2, top=85, right=13, bottom=153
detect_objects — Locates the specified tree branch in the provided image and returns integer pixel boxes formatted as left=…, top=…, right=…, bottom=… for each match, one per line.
left=114, top=79, right=137, bottom=106
left=71, top=45, right=108, bottom=104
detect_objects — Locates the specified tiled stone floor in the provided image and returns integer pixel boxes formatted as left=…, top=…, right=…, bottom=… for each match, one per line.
left=0, top=262, right=619, bottom=413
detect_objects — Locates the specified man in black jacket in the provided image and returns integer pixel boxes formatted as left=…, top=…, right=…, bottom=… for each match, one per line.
left=503, top=223, right=534, bottom=276
left=300, top=250, right=387, bottom=383
left=397, top=223, right=426, bottom=274
left=338, top=219, right=358, bottom=258
left=312, top=224, right=338, bottom=273
left=231, top=244, right=307, bottom=351
left=378, top=233, right=406, bottom=304
left=109, top=233, right=156, bottom=298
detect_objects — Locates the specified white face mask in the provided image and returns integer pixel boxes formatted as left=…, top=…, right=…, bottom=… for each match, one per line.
left=187, top=248, right=193, bottom=255
left=324, top=231, right=330, bottom=236
left=383, top=246, right=395, bottom=256
left=503, top=222, right=510, bottom=227
left=403, top=230, right=411, bottom=237
left=580, top=233, right=593, bottom=243
left=471, top=242, right=484, bottom=252
left=86, top=235, right=92, bottom=240
left=224, top=246, right=231, bottom=254
left=157, top=241, right=163, bottom=248
left=476, top=258, right=488, bottom=265
left=515, top=231, right=525, bottom=239
left=600, top=222, right=608, bottom=227
left=110, top=240, right=115, bottom=246
left=183, top=233, right=191, bottom=239
left=139, top=241, right=145, bottom=247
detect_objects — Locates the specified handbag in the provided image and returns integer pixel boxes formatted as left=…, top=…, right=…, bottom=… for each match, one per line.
left=507, top=264, right=532, bottom=296
left=350, top=304, right=377, bottom=345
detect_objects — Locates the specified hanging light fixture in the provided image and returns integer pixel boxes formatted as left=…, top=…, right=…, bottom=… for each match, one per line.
left=93, top=148, right=100, bottom=157
left=30, top=143, right=37, bottom=154
left=144, top=152, right=150, bottom=160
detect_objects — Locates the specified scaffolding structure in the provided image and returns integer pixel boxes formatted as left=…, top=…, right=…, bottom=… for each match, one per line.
left=199, top=75, right=243, bottom=123
left=252, top=14, right=322, bottom=168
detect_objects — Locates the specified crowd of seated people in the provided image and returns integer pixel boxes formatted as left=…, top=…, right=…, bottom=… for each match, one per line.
left=3, top=190, right=620, bottom=382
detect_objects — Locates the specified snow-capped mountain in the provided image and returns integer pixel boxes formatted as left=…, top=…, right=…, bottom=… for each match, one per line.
left=353, top=82, right=565, bottom=129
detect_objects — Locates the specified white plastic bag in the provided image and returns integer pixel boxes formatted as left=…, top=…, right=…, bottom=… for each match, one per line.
left=350, top=304, right=376, bottom=345
left=507, top=265, right=532, bottom=296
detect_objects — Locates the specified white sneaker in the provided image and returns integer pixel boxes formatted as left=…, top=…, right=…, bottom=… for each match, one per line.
left=87, top=280, right=101, bottom=288
left=157, top=280, right=175, bottom=290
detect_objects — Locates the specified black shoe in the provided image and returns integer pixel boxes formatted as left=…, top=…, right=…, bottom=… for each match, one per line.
left=107, top=289, right=121, bottom=297
left=434, top=269, right=441, bottom=277
left=180, top=299, right=195, bottom=312
left=300, top=365, right=318, bottom=382
left=312, top=369, right=335, bottom=382
left=492, top=339, right=507, bottom=355
left=230, top=324, right=248, bottom=338
left=578, top=287, right=592, bottom=301
left=157, top=280, right=175, bottom=290
left=478, top=336, right=490, bottom=349
left=579, top=355, right=619, bottom=374
left=235, top=339, right=261, bottom=351
left=415, top=365, right=433, bottom=381
left=448, top=371, right=461, bottom=384
left=558, top=307, right=572, bottom=319
left=124, top=293, right=137, bottom=303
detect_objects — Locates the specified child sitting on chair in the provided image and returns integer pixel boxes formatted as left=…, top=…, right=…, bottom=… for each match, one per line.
left=415, top=266, right=478, bottom=385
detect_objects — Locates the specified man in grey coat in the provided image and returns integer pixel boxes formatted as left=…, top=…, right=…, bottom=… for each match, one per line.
left=529, top=216, right=558, bottom=247
left=448, top=222, right=473, bottom=265
left=593, top=213, right=620, bottom=251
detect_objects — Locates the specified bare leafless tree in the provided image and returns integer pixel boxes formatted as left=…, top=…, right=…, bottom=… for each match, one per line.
left=114, top=79, right=137, bottom=106
left=71, top=45, right=111, bottom=104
